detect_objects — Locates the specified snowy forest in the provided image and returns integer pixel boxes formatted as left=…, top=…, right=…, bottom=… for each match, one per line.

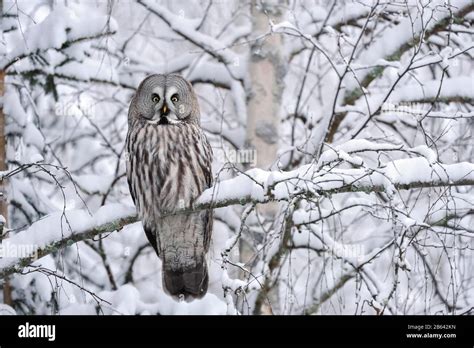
left=0, top=0, right=473, bottom=315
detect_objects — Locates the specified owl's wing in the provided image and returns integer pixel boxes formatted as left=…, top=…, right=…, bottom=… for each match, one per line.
left=201, top=133, right=214, bottom=252
left=126, top=120, right=160, bottom=256
left=143, top=225, right=159, bottom=256
left=126, top=175, right=136, bottom=206
left=201, top=130, right=213, bottom=188
left=127, top=163, right=159, bottom=256
left=202, top=209, right=213, bottom=253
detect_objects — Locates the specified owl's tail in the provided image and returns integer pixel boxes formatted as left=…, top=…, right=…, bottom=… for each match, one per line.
left=163, top=262, right=209, bottom=301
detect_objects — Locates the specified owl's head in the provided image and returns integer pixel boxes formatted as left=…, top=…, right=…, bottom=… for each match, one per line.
left=131, top=74, right=200, bottom=125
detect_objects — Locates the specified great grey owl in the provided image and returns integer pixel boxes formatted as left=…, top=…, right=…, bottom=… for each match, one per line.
left=126, top=74, right=213, bottom=301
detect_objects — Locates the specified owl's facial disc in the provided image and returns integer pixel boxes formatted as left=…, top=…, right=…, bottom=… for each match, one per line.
left=154, top=86, right=186, bottom=125
left=143, top=86, right=180, bottom=125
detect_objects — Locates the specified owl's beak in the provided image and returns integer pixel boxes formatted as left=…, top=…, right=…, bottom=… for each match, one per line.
left=161, top=104, right=169, bottom=116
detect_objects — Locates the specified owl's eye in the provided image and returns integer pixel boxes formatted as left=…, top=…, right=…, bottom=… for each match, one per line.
left=152, top=94, right=160, bottom=103
left=171, top=94, right=179, bottom=103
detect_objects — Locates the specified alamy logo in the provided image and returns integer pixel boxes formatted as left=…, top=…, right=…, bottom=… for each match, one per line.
left=18, top=322, right=56, bottom=341
left=0, top=241, right=38, bottom=259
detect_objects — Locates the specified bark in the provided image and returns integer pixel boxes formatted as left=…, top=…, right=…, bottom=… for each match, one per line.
left=246, top=0, right=283, bottom=170
left=245, top=0, right=287, bottom=314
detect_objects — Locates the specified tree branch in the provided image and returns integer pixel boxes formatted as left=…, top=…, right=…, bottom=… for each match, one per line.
left=1, top=158, right=473, bottom=280
left=325, top=1, right=474, bottom=143
left=1, top=31, right=117, bottom=71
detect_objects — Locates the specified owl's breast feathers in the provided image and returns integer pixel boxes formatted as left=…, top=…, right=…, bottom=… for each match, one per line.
left=126, top=121, right=213, bottom=216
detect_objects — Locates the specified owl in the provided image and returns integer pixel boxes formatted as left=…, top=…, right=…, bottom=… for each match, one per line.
left=126, top=74, right=213, bottom=301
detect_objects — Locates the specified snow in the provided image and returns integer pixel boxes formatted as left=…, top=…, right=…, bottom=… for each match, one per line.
left=390, top=77, right=474, bottom=103
left=93, top=204, right=136, bottom=228
left=60, top=304, right=96, bottom=315
left=347, top=0, right=472, bottom=91
left=140, top=0, right=244, bottom=79
left=56, top=60, right=119, bottom=84
left=198, top=168, right=268, bottom=205
left=409, top=146, right=437, bottom=164
left=409, top=47, right=465, bottom=70
left=102, top=284, right=141, bottom=315
left=23, top=123, right=45, bottom=150
left=230, top=81, right=248, bottom=124
left=3, top=90, right=28, bottom=127
left=322, top=25, right=337, bottom=36
left=439, top=47, right=453, bottom=69
left=401, top=217, right=417, bottom=228
left=334, top=139, right=402, bottom=153
left=0, top=204, right=136, bottom=271
left=383, top=159, right=474, bottom=186
left=318, top=139, right=403, bottom=167
left=3, top=4, right=117, bottom=69
left=374, top=59, right=402, bottom=69
left=186, top=61, right=235, bottom=88
left=0, top=304, right=16, bottom=315
left=198, top=152, right=474, bottom=208
left=327, top=3, right=370, bottom=27
left=74, top=175, right=116, bottom=195
left=271, top=21, right=297, bottom=33
left=221, top=270, right=246, bottom=292
left=29, top=154, right=44, bottom=163
left=162, top=292, right=227, bottom=315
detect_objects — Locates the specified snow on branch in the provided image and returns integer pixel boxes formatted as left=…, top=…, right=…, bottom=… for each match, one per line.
left=198, top=157, right=474, bottom=206
left=0, top=204, right=137, bottom=279
left=136, top=0, right=244, bottom=82
left=324, top=0, right=474, bottom=143
left=341, top=76, right=474, bottom=121
left=136, top=0, right=248, bottom=122
left=1, top=154, right=473, bottom=279
left=1, top=5, right=117, bottom=71
left=346, top=0, right=473, bottom=99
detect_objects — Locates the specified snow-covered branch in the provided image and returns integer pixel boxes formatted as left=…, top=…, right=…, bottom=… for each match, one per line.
left=136, top=0, right=244, bottom=83
left=2, top=155, right=473, bottom=279
left=325, top=0, right=474, bottom=143
left=0, top=204, right=137, bottom=279
left=1, top=5, right=118, bottom=71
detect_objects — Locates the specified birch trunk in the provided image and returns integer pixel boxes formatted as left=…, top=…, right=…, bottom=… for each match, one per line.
left=244, top=0, right=286, bottom=314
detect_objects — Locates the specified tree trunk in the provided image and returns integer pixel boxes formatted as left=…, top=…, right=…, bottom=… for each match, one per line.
left=246, top=1, right=283, bottom=170
left=245, top=0, right=286, bottom=315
